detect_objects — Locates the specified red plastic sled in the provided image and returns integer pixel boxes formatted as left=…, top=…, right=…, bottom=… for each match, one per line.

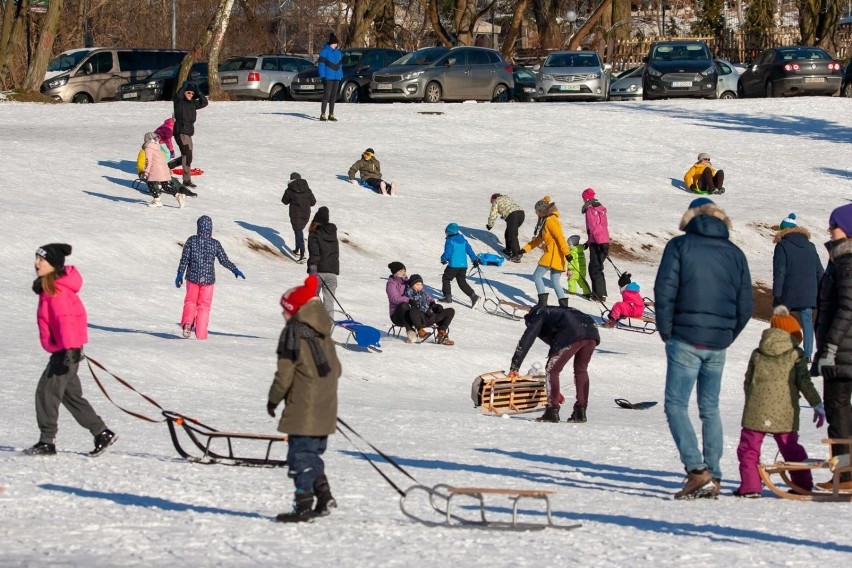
left=172, top=168, right=204, bottom=176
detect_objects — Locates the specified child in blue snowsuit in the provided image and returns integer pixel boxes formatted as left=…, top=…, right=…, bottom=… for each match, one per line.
left=439, top=223, right=480, bottom=308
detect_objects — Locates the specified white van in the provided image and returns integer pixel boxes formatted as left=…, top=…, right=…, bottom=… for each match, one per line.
left=41, top=48, right=187, bottom=103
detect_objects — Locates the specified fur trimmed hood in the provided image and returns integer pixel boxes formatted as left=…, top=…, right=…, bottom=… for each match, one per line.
left=773, top=226, right=811, bottom=244
left=827, top=237, right=852, bottom=261
left=679, top=203, right=732, bottom=232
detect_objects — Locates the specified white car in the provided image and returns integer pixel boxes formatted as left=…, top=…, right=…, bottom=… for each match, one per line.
left=609, top=59, right=740, bottom=100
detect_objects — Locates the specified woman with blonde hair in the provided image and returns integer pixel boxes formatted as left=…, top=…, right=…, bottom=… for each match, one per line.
left=520, top=196, right=571, bottom=307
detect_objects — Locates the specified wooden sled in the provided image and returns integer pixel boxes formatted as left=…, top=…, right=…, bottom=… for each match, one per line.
left=757, top=438, right=852, bottom=501
left=399, top=483, right=581, bottom=531
left=471, top=371, right=547, bottom=416
left=482, top=298, right=529, bottom=321
left=332, top=319, right=382, bottom=352
left=163, top=410, right=287, bottom=467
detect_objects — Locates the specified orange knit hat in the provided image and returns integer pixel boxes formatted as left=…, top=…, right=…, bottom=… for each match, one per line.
left=770, top=305, right=803, bottom=345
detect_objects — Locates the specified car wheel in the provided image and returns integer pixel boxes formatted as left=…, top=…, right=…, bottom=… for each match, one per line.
left=424, top=81, right=442, bottom=103
left=342, top=82, right=360, bottom=103
left=492, top=83, right=510, bottom=102
left=843, top=83, right=852, bottom=97
left=269, top=84, right=286, bottom=100
left=72, top=92, right=92, bottom=104
left=766, top=80, right=777, bottom=98
left=719, top=90, right=736, bottom=100
left=737, top=81, right=746, bottom=98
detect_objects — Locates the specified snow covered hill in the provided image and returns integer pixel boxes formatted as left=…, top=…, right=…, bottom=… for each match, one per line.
left=1, top=98, right=851, bottom=566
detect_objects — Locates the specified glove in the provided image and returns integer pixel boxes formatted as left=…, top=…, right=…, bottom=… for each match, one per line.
left=267, top=401, right=277, bottom=417
left=408, top=299, right=419, bottom=309
left=618, top=272, right=632, bottom=288
left=507, top=370, right=519, bottom=378
left=170, top=150, right=175, bottom=159
left=441, top=260, right=448, bottom=265
left=350, top=179, right=358, bottom=185
left=430, top=303, right=443, bottom=313
left=472, top=259, right=481, bottom=268
left=813, top=403, right=826, bottom=428
left=566, top=254, right=573, bottom=262
left=233, top=268, right=245, bottom=279
left=175, top=272, right=184, bottom=288
left=816, top=344, right=838, bottom=379
left=138, top=171, right=148, bottom=181
left=486, top=224, right=493, bottom=231
left=583, top=242, right=589, bottom=249
left=308, top=265, right=318, bottom=275
left=566, top=270, right=574, bottom=279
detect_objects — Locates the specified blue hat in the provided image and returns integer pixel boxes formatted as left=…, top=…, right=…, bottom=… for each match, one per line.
left=625, top=282, right=640, bottom=292
left=688, top=197, right=714, bottom=209
left=780, top=213, right=797, bottom=229
left=830, top=203, right=852, bottom=235
left=445, top=222, right=459, bottom=235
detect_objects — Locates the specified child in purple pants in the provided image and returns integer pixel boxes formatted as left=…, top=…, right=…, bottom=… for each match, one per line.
left=735, top=306, right=825, bottom=497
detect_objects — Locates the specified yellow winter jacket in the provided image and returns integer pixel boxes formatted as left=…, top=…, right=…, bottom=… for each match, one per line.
left=683, top=161, right=715, bottom=189
left=523, top=208, right=571, bottom=271
left=136, top=149, right=146, bottom=176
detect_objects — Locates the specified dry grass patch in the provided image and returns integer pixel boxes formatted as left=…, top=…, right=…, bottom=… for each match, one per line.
left=753, top=281, right=774, bottom=321
left=245, top=237, right=285, bottom=259
left=3, top=90, right=59, bottom=103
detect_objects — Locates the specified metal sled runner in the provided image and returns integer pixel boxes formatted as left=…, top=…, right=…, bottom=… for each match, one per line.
left=757, top=438, right=852, bottom=501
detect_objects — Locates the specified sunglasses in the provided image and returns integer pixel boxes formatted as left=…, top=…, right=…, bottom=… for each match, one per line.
left=702, top=158, right=711, bottom=162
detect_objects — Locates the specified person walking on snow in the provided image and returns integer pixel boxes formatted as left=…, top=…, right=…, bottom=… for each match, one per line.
left=25, top=244, right=117, bottom=457
left=176, top=215, right=245, bottom=339
left=281, top=172, right=316, bottom=263
left=508, top=305, right=600, bottom=423
left=168, top=81, right=207, bottom=188
left=684, top=153, right=725, bottom=195
left=486, top=193, right=525, bottom=261
left=654, top=197, right=752, bottom=500
left=581, top=188, right=610, bottom=302
left=519, top=196, right=571, bottom=307
left=318, top=33, right=342, bottom=121
left=348, top=148, right=396, bottom=195
left=307, top=206, right=340, bottom=317
left=566, top=234, right=592, bottom=296
left=268, top=274, right=342, bottom=522
left=440, top=222, right=481, bottom=308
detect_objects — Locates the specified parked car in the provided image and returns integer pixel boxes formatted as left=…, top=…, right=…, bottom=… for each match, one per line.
left=535, top=50, right=611, bottom=101
left=641, top=41, right=718, bottom=100
left=512, top=65, right=538, bottom=101
left=118, top=62, right=208, bottom=101
left=842, top=55, right=852, bottom=97
left=737, top=46, right=842, bottom=98
left=219, top=54, right=314, bottom=100
left=611, top=60, right=739, bottom=101
left=369, top=46, right=513, bottom=103
left=290, top=48, right=406, bottom=103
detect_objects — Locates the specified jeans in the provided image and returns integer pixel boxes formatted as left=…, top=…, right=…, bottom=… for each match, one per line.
left=287, top=435, right=328, bottom=493
left=664, top=338, right=726, bottom=479
left=793, top=308, right=814, bottom=360
left=532, top=265, right=565, bottom=299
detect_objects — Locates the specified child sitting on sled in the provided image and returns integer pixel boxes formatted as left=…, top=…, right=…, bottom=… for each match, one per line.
left=733, top=306, right=825, bottom=498
left=405, top=274, right=455, bottom=345
left=602, top=274, right=644, bottom=327
left=566, top=235, right=591, bottom=297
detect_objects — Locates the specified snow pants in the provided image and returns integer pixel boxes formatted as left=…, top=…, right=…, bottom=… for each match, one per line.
left=287, top=435, right=328, bottom=493
left=409, top=306, right=455, bottom=331
left=316, top=273, right=337, bottom=317
left=441, top=266, right=475, bottom=300
left=545, top=339, right=596, bottom=409
left=609, top=299, right=645, bottom=321
left=181, top=282, right=215, bottom=339
left=736, top=428, right=811, bottom=493
left=697, top=168, right=725, bottom=193
left=168, top=134, right=194, bottom=184
left=587, top=243, right=608, bottom=299
left=504, top=210, right=525, bottom=258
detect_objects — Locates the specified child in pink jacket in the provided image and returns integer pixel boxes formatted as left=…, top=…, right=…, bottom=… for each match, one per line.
left=26, top=243, right=117, bottom=457
left=154, top=117, right=176, bottom=160
left=604, top=281, right=645, bottom=327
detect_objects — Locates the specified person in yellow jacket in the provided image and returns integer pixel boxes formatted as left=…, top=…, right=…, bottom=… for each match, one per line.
left=519, top=196, right=571, bottom=307
left=684, top=153, right=725, bottom=195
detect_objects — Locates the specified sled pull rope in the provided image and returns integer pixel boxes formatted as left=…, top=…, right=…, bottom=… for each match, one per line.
left=318, top=274, right=353, bottom=321
left=85, top=355, right=165, bottom=423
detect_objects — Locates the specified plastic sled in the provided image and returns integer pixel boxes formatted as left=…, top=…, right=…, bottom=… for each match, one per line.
left=333, top=319, right=382, bottom=352
left=471, top=371, right=547, bottom=416
left=614, top=399, right=658, bottom=410
left=757, top=438, right=852, bottom=501
left=171, top=167, right=204, bottom=176
left=477, top=253, right=505, bottom=267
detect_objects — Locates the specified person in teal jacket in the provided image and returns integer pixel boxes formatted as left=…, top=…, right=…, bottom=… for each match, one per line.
left=566, top=235, right=591, bottom=296
left=439, top=223, right=480, bottom=308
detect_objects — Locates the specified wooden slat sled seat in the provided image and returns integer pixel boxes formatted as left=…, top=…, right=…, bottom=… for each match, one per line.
left=757, top=438, right=852, bottom=501
left=471, top=371, right=547, bottom=416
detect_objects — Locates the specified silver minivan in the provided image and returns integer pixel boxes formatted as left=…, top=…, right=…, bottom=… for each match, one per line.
left=369, top=46, right=513, bottom=103
left=41, top=48, right=186, bottom=103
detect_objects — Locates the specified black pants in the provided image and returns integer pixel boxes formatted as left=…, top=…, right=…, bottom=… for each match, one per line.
left=504, top=210, right=525, bottom=257
left=167, top=133, right=194, bottom=183
left=391, top=303, right=413, bottom=331
left=409, top=307, right=455, bottom=330
left=588, top=243, right=609, bottom=298
left=321, top=79, right=340, bottom=115
left=442, top=266, right=475, bottom=299
left=825, top=378, right=852, bottom=481
left=698, top=168, right=725, bottom=192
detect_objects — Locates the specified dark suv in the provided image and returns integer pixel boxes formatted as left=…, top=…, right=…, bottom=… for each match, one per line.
left=642, top=41, right=718, bottom=100
left=290, top=48, right=407, bottom=103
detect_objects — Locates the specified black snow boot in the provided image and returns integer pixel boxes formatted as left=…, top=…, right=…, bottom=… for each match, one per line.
left=23, top=441, right=56, bottom=456
left=276, top=491, right=316, bottom=523
left=89, top=429, right=118, bottom=457
left=537, top=293, right=549, bottom=307
left=558, top=297, right=570, bottom=307
left=565, top=406, right=587, bottom=423
left=535, top=407, right=560, bottom=423
left=313, top=475, right=337, bottom=517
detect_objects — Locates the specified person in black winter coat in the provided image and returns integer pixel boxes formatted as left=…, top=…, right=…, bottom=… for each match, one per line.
left=508, top=305, right=600, bottom=423
left=168, top=81, right=208, bottom=187
left=772, top=213, right=824, bottom=362
left=307, top=206, right=340, bottom=316
left=812, top=203, right=852, bottom=489
left=281, top=172, right=317, bottom=263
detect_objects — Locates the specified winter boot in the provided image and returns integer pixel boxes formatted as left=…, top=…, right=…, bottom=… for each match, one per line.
left=565, top=405, right=587, bottom=423
left=558, top=297, right=570, bottom=307
left=276, top=491, right=316, bottom=523
left=148, top=197, right=163, bottom=208
left=674, top=468, right=713, bottom=500
left=320, top=114, right=328, bottom=122
left=470, top=294, right=480, bottom=309
left=417, top=327, right=430, bottom=339
left=90, top=429, right=118, bottom=457
left=537, top=293, right=549, bottom=307
left=184, top=180, right=197, bottom=188
left=182, top=323, right=192, bottom=339
left=175, top=193, right=185, bottom=208
left=437, top=328, right=454, bottom=346
left=24, top=441, right=56, bottom=456
left=313, top=475, right=337, bottom=517
left=438, top=295, right=453, bottom=304
left=405, top=329, right=417, bottom=344
left=328, top=114, right=337, bottom=122
left=535, top=407, right=560, bottom=423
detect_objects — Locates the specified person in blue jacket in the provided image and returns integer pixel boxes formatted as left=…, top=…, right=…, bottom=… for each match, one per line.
left=439, top=223, right=480, bottom=308
left=318, top=33, right=343, bottom=122
left=654, top=197, right=752, bottom=500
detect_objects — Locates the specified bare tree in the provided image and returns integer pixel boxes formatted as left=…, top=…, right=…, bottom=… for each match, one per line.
left=23, top=0, right=66, bottom=92
left=0, top=0, right=29, bottom=88
left=568, top=0, right=612, bottom=49
left=207, top=0, right=238, bottom=99
left=531, top=0, right=565, bottom=50
left=799, top=0, right=842, bottom=51
left=501, top=0, right=530, bottom=61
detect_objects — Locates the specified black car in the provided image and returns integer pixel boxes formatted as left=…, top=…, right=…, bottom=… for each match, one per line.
left=118, top=63, right=208, bottom=101
left=512, top=65, right=538, bottom=101
left=290, top=48, right=406, bottom=103
left=738, top=46, right=842, bottom=98
left=641, top=41, right=717, bottom=100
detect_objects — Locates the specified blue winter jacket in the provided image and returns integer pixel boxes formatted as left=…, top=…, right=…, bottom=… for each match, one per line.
left=654, top=210, right=753, bottom=350
left=318, top=44, right=343, bottom=81
left=178, top=215, right=238, bottom=285
left=441, top=233, right=477, bottom=268
left=772, top=228, right=824, bottom=310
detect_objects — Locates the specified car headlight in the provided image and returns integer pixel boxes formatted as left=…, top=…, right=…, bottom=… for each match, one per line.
left=647, top=67, right=662, bottom=77
left=700, top=66, right=715, bottom=76
left=402, top=70, right=424, bottom=80
left=628, top=84, right=639, bottom=92
left=541, top=74, right=553, bottom=81
left=588, top=73, right=601, bottom=80
left=46, top=76, right=69, bottom=89
left=146, top=81, right=159, bottom=88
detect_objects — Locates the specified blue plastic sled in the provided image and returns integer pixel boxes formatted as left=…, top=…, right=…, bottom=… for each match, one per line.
left=333, top=320, right=382, bottom=352
left=478, top=253, right=505, bottom=267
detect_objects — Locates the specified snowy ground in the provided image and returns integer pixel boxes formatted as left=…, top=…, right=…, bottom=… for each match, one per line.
left=1, top=97, right=851, bottom=566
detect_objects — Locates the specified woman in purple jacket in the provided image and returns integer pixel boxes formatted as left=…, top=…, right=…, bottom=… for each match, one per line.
left=386, top=261, right=417, bottom=342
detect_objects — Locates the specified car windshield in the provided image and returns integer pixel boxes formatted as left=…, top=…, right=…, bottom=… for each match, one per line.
left=47, top=50, right=91, bottom=72
left=220, top=57, right=256, bottom=71
left=392, top=48, right=449, bottom=66
left=543, top=53, right=600, bottom=67
left=340, top=51, right=364, bottom=68
left=651, top=44, right=711, bottom=61
left=777, top=48, right=832, bottom=61
left=149, top=65, right=178, bottom=80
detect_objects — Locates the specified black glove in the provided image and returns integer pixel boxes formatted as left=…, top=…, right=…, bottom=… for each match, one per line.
left=408, top=299, right=419, bottom=309
left=486, top=224, right=493, bottom=231
left=430, top=303, right=443, bottom=313
left=618, top=272, right=632, bottom=288
left=583, top=242, right=589, bottom=250
left=267, top=401, right=277, bottom=417
left=566, top=254, right=573, bottom=262
left=472, top=259, right=481, bottom=268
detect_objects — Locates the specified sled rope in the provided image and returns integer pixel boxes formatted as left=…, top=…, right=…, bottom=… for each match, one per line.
left=85, top=355, right=165, bottom=423
left=318, top=274, right=354, bottom=321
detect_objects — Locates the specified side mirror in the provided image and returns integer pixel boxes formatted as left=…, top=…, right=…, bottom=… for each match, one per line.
left=603, top=63, right=612, bottom=71
left=532, top=64, right=540, bottom=71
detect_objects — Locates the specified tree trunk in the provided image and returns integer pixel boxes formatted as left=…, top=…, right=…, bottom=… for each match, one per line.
left=374, top=0, right=396, bottom=48
left=176, top=0, right=233, bottom=98
left=0, top=0, right=27, bottom=87
left=501, top=0, right=530, bottom=61
left=349, top=0, right=391, bottom=47
left=428, top=0, right=455, bottom=46
left=612, top=0, right=631, bottom=41
left=799, top=0, right=841, bottom=50
left=23, top=0, right=64, bottom=92
left=531, top=0, right=563, bottom=50
left=207, top=0, right=237, bottom=100
left=568, top=0, right=612, bottom=50
left=454, top=0, right=476, bottom=46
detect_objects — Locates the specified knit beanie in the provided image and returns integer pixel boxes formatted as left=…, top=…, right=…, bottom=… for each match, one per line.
left=770, top=305, right=803, bottom=345
left=290, top=172, right=301, bottom=181
left=143, top=132, right=158, bottom=144
left=688, top=197, right=714, bottom=209
left=568, top=234, right=581, bottom=246
left=312, top=206, right=329, bottom=225
left=829, top=203, right=852, bottom=236
left=779, top=213, right=797, bottom=229
left=625, top=282, right=640, bottom=292
left=697, top=152, right=711, bottom=162
left=388, top=261, right=405, bottom=275
left=36, top=243, right=72, bottom=271
left=280, top=274, right=319, bottom=315
left=490, top=193, right=501, bottom=202
left=328, top=33, right=339, bottom=45
left=534, top=196, right=552, bottom=214
left=581, top=188, right=596, bottom=202
left=445, top=222, right=459, bottom=235
left=407, top=273, right=423, bottom=287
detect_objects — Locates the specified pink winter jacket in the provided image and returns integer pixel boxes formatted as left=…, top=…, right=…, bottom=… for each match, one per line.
left=584, top=201, right=610, bottom=244
left=144, top=140, right=171, bottom=182
left=37, top=266, right=88, bottom=353
left=609, top=289, right=645, bottom=321
left=154, top=118, right=175, bottom=156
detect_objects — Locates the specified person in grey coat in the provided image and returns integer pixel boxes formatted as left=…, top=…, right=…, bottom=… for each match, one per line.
left=281, top=172, right=316, bottom=263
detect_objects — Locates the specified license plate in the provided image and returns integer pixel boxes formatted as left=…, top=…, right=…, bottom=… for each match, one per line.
left=671, top=81, right=692, bottom=87
left=299, top=84, right=316, bottom=90
left=804, top=77, right=825, bottom=83
left=122, top=92, right=138, bottom=99
left=559, top=84, right=581, bottom=91
left=221, top=77, right=238, bottom=85
left=376, top=83, right=392, bottom=90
